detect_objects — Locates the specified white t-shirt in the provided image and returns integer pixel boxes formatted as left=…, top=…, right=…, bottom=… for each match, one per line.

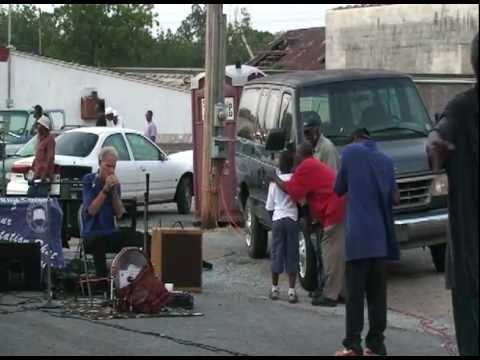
left=265, top=173, right=298, bottom=222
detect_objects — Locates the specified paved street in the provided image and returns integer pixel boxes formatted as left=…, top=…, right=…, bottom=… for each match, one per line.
left=0, top=203, right=456, bottom=356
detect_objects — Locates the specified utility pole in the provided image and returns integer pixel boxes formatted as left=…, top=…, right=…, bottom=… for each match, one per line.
left=38, top=8, right=42, bottom=55
left=201, top=4, right=226, bottom=229
left=7, top=4, right=12, bottom=47
left=6, top=4, right=13, bottom=108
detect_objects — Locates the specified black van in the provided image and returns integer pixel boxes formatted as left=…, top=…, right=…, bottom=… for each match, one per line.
left=235, top=70, right=449, bottom=290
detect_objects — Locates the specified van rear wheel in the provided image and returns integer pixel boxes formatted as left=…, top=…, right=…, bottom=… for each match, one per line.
left=244, top=198, right=268, bottom=258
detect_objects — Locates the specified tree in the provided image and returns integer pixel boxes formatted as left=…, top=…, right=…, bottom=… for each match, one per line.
left=52, top=4, right=157, bottom=67
left=226, top=7, right=274, bottom=65
left=0, top=4, right=274, bottom=68
left=0, top=4, right=43, bottom=53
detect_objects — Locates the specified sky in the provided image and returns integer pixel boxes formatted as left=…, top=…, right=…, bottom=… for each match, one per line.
left=31, top=4, right=353, bottom=34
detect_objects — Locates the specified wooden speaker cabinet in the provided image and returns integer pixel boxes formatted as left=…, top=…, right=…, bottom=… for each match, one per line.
left=150, top=228, right=203, bottom=293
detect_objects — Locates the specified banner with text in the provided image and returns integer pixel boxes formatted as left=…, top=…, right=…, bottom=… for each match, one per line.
left=0, top=197, right=64, bottom=269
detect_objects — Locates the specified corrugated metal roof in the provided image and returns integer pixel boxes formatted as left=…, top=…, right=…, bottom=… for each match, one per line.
left=122, top=72, right=193, bottom=91
left=247, top=27, right=325, bottom=71
left=332, top=4, right=393, bottom=10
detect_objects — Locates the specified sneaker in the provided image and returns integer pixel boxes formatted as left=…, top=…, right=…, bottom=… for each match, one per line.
left=269, top=288, right=279, bottom=300
left=311, top=295, right=337, bottom=307
left=288, top=292, right=298, bottom=304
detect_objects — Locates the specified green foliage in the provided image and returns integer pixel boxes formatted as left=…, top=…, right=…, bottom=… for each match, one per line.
left=0, top=4, right=274, bottom=68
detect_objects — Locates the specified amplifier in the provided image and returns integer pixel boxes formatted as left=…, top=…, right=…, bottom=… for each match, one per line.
left=150, top=228, right=203, bottom=293
left=0, top=242, right=42, bottom=291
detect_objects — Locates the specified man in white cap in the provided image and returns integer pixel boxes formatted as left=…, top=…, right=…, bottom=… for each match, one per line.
left=105, top=107, right=124, bottom=128
left=27, top=115, right=56, bottom=197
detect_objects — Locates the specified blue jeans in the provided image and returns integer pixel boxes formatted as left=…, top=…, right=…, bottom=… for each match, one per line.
left=271, top=217, right=299, bottom=274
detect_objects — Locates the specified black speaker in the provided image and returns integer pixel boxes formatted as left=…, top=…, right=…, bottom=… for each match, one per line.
left=0, top=242, right=42, bottom=291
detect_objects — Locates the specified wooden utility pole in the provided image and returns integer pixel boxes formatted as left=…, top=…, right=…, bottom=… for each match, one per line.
left=201, top=4, right=226, bottom=229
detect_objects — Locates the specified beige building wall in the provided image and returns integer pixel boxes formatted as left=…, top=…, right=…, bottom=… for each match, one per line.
left=326, top=4, right=479, bottom=74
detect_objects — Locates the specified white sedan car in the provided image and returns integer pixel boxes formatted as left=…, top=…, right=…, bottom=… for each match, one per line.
left=7, top=127, right=194, bottom=214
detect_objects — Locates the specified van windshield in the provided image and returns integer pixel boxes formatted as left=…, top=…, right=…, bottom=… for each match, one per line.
left=299, top=78, right=431, bottom=144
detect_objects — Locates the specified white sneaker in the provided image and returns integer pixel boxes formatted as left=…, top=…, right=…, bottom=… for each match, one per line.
left=269, top=288, right=279, bottom=300
left=288, top=291, right=298, bottom=304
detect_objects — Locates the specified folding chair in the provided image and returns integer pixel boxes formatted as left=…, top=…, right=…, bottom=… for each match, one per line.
left=77, top=204, right=110, bottom=304
left=77, top=199, right=138, bottom=305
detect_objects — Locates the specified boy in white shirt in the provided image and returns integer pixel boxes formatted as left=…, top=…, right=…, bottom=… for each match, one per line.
left=265, top=150, right=299, bottom=303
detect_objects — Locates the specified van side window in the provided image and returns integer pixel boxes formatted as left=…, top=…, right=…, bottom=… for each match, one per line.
left=264, top=90, right=281, bottom=130
left=237, top=88, right=260, bottom=140
left=254, top=88, right=270, bottom=143
left=279, top=93, right=293, bottom=142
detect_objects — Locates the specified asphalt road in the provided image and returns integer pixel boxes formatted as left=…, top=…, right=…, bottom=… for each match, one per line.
left=0, top=203, right=456, bottom=356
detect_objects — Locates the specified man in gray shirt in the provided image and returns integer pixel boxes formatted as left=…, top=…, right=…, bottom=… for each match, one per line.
left=300, top=111, right=342, bottom=304
left=302, top=111, right=340, bottom=171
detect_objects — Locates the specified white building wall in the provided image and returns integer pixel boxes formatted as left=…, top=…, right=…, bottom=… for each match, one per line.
left=326, top=4, right=479, bottom=74
left=0, top=52, right=191, bottom=140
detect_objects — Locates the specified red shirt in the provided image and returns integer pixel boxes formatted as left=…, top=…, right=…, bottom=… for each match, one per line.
left=284, top=157, right=345, bottom=227
left=32, top=133, right=56, bottom=180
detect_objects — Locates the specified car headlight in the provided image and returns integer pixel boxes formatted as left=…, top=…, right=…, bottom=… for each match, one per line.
left=431, top=174, right=448, bottom=196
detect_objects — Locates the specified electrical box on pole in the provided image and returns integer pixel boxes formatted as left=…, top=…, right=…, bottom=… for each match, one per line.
left=212, top=102, right=227, bottom=159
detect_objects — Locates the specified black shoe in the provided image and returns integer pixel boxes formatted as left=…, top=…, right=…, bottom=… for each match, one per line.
left=311, top=295, right=337, bottom=307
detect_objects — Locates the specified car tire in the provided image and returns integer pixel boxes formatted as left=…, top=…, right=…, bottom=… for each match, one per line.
left=244, top=197, right=268, bottom=259
left=429, top=243, right=446, bottom=273
left=176, top=175, right=193, bottom=214
left=298, top=221, right=318, bottom=291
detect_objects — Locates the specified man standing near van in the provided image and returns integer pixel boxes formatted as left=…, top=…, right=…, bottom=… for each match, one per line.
left=302, top=112, right=340, bottom=171
left=426, top=32, right=478, bottom=356
left=333, top=128, right=400, bottom=356
left=301, top=111, right=341, bottom=301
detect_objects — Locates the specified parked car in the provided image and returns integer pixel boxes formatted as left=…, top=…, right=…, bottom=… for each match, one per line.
left=235, top=69, right=449, bottom=290
left=7, top=127, right=194, bottom=242
left=0, top=109, right=65, bottom=157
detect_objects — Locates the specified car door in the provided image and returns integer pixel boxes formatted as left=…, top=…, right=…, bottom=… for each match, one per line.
left=124, top=133, right=170, bottom=202
left=254, top=88, right=283, bottom=224
left=101, top=133, right=138, bottom=201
